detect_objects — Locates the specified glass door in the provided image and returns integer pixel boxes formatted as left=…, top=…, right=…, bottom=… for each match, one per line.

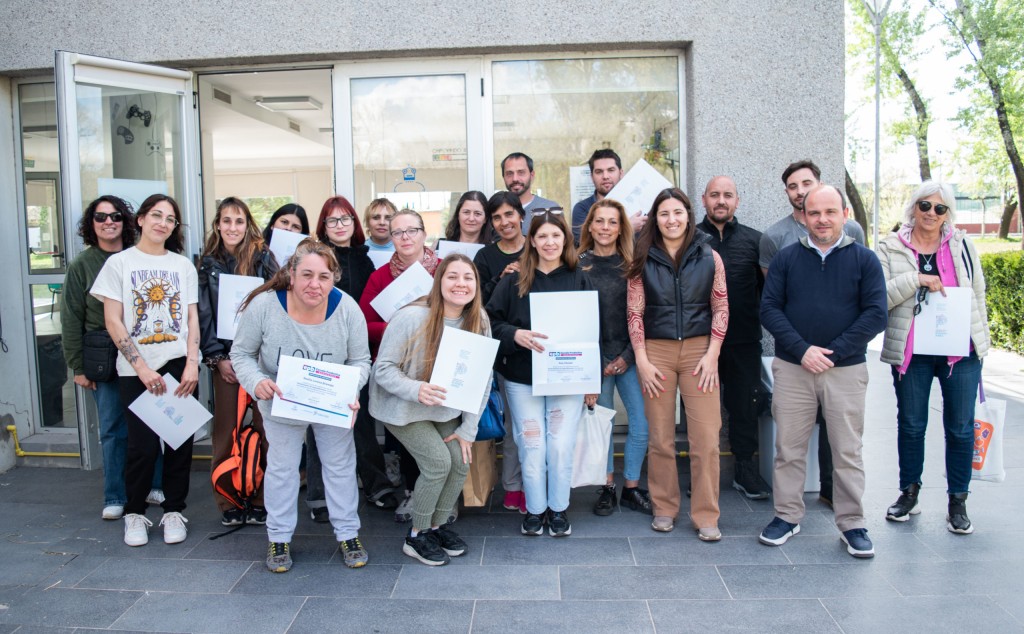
left=54, top=51, right=201, bottom=467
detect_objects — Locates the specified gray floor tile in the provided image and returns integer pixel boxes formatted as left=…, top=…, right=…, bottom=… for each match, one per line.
left=822, top=595, right=1023, bottom=633
left=442, top=511, right=526, bottom=538
left=0, top=552, right=76, bottom=586
left=33, top=556, right=109, bottom=589
left=718, top=509, right=838, bottom=538
left=875, top=559, right=1024, bottom=597
left=559, top=565, right=728, bottom=600
left=473, top=599, right=654, bottom=633
left=0, top=588, right=142, bottom=628
left=0, top=626, right=16, bottom=634
left=75, top=558, right=251, bottom=593
left=780, top=533, right=942, bottom=564
left=230, top=562, right=400, bottom=598
left=184, top=532, right=338, bottom=563
left=990, top=593, right=1024, bottom=627
left=393, top=564, right=559, bottom=600
left=3, top=626, right=78, bottom=633
left=907, top=530, right=1024, bottom=562
left=482, top=536, right=634, bottom=565
left=288, top=598, right=473, bottom=634
left=630, top=535, right=790, bottom=565
left=356, top=534, right=484, bottom=566
left=717, top=564, right=898, bottom=599
left=648, top=598, right=841, bottom=632
left=110, top=591, right=304, bottom=633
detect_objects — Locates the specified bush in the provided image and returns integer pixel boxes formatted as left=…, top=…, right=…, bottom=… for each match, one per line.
left=980, top=250, right=1024, bottom=355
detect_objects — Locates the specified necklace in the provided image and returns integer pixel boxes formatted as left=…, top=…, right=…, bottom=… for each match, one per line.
left=920, top=252, right=935, bottom=272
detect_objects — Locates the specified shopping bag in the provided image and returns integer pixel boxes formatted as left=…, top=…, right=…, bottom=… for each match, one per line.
left=972, top=391, right=1006, bottom=483
left=572, top=404, right=615, bottom=488
left=462, top=439, right=497, bottom=507
left=475, top=381, right=505, bottom=441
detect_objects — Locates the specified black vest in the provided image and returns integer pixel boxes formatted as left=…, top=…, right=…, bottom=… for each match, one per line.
left=641, top=234, right=715, bottom=341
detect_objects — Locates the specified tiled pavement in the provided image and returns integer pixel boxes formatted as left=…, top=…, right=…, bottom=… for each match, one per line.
left=1, top=347, right=1023, bottom=633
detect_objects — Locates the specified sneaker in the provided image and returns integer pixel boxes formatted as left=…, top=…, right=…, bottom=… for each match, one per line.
left=370, top=490, right=399, bottom=510
left=732, top=459, right=770, bottom=500
left=840, top=528, right=875, bottom=558
left=886, top=483, right=921, bottom=522
left=593, top=485, right=616, bottom=516
left=394, top=491, right=413, bottom=523
left=145, top=489, right=165, bottom=505
left=160, top=512, right=188, bottom=544
left=310, top=507, right=330, bottom=523
left=403, top=530, right=449, bottom=566
left=620, top=487, right=653, bottom=515
left=246, top=507, right=267, bottom=525
left=547, top=509, right=572, bottom=537
left=384, top=453, right=403, bottom=487
left=651, top=516, right=675, bottom=532
left=123, top=513, right=152, bottom=546
left=697, top=526, right=722, bottom=542
left=266, top=542, right=292, bottom=573
left=340, top=537, right=369, bottom=568
left=221, top=508, right=245, bottom=527
left=521, top=512, right=545, bottom=536
left=947, top=493, right=974, bottom=535
left=433, top=523, right=467, bottom=557
left=759, top=517, right=800, bottom=546
left=503, top=490, right=524, bottom=511
left=102, top=504, right=124, bottom=520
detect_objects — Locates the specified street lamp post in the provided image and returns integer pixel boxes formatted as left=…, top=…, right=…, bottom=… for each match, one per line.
left=862, top=0, right=892, bottom=249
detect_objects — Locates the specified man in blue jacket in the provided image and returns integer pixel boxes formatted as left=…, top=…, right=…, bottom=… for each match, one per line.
left=758, top=185, right=886, bottom=559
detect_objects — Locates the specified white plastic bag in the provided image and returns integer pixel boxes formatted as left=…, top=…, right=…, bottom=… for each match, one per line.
left=572, top=404, right=615, bottom=488
left=972, top=394, right=1006, bottom=483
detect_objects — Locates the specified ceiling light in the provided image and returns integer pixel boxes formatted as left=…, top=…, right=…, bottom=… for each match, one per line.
left=253, top=96, right=323, bottom=111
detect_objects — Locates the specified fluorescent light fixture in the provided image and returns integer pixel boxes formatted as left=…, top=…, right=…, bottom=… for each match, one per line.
left=254, top=96, right=323, bottom=111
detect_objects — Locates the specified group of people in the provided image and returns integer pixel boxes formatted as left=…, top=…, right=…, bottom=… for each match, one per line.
left=60, top=149, right=990, bottom=573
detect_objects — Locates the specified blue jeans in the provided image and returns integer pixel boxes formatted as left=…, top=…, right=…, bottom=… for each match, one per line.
left=504, top=381, right=583, bottom=514
left=892, top=352, right=981, bottom=494
left=94, top=381, right=163, bottom=506
left=599, top=366, right=648, bottom=481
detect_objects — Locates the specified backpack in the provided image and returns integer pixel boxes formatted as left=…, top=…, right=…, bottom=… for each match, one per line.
left=210, top=387, right=264, bottom=538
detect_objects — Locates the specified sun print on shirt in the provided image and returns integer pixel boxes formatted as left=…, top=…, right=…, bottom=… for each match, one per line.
left=129, top=269, right=183, bottom=344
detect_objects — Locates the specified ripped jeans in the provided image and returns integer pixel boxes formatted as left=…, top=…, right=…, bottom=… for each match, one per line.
left=503, top=380, right=584, bottom=514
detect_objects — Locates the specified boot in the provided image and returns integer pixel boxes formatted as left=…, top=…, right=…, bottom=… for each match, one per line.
left=732, top=458, right=770, bottom=500
left=947, top=493, right=973, bottom=535
left=885, top=483, right=921, bottom=522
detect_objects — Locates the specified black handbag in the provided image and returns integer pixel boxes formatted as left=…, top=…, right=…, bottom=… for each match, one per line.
left=82, top=329, right=118, bottom=382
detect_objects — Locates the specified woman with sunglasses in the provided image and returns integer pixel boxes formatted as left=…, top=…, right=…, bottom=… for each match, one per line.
left=198, top=197, right=278, bottom=527
left=877, top=181, right=990, bottom=534
left=486, top=209, right=596, bottom=537
left=91, top=194, right=200, bottom=547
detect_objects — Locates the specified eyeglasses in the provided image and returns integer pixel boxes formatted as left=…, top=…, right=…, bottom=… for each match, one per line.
left=94, top=212, right=124, bottom=223
left=390, top=227, right=424, bottom=240
left=531, top=207, right=564, bottom=216
left=916, top=200, right=949, bottom=216
left=324, top=216, right=354, bottom=228
left=913, top=286, right=929, bottom=316
left=147, top=213, right=179, bottom=227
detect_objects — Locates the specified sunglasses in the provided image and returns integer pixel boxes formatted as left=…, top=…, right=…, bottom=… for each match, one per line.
left=531, top=207, right=564, bottom=216
left=916, top=200, right=949, bottom=216
left=913, top=286, right=929, bottom=316
left=94, top=211, right=124, bottom=223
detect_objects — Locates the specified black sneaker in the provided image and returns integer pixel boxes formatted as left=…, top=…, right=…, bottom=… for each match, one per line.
left=619, top=486, right=653, bottom=515
left=759, top=517, right=800, bottom=546
left=947, top=493, right=974, bottom=534
left=840, top=528, right=875, bottom=558
left=547, top=509, right=572, bottom=537
left=246, top=507, right=267, bottom=525
left=886, top=483, right=921, bottom=522
left=732, top=459, right=770, bottom=500
left=433, top=523, right=467, bottom=557
left=593, top=485, right=616, bottom=516
left=310, top=507, right=330, bottom=523
left=403, top=530, right=450, bottom=566
left=521, top=512, right=545, bottom=536
left=221, top=508, right=244, bottom=527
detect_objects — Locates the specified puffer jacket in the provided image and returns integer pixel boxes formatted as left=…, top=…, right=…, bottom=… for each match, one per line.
left=198, top=248, right=278, bottom=363
left=876, top=224, right=990, bottom=368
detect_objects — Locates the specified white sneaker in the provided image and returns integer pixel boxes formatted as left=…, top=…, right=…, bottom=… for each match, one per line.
left=160, top=512, right=189, bottom=544
left=124, top=513, right=152, bottom=546
left=146, top=489, right=166, bottom=505
left=102, top=504, right=124, bottom=520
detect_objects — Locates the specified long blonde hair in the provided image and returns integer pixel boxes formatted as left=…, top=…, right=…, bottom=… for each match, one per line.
left=517, top=212, right=577, bottom=297
left=577, top=198, right=634, bottom=266
left=240, top=238, right=340, bottom=311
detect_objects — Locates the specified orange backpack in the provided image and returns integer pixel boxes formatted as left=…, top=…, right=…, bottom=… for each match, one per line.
left=211, top=387, right=265, bottom=516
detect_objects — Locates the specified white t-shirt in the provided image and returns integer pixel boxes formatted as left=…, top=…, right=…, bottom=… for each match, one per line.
left=90, top=246, right=199, bottom=377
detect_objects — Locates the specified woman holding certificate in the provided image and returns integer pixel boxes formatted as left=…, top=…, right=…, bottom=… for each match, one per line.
left=626, top=188, right=728, bottom=539
left=370, top=253, right=490, bottom=565
left=486, top=210, right=596, bottom=537
left=877, top=181, right=990, bottom=534
left=232, top=238, right=371, bottom=573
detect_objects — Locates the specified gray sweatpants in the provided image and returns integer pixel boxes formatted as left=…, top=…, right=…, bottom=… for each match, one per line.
left=263, top=418, right=360, bottom=542
left=384, top=418, right=468, bottom=530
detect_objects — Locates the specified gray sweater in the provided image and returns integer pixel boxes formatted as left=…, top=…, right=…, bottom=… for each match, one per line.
left=230, top=289, right=372, bottom=425
left=369, top=304, right=491, bottom=442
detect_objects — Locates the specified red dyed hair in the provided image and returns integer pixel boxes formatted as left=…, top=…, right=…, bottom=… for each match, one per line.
left=315, top=195, right=366, bottom=246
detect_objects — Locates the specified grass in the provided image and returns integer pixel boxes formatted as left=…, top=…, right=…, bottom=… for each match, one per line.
left=972, top=236, right=1022, bottom=255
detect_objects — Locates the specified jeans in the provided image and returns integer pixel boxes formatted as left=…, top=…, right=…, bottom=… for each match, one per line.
left=892, top=352, right=981, bottom=494
left=504, top=380, right=584, bottom=515
left=598, top=365, right=648, bottom=481
left=95, top=380, right=162, bottom=507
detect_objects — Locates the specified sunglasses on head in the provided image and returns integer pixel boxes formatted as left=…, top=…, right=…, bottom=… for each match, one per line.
left=916, top=200, right=949, bottom=216
left=94, top=211, right=124, bottom=223
left=531, top=207, right=564, bottom=216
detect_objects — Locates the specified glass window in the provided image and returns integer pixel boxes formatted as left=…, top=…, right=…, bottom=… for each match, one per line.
left=19, top=83, right=63, bottom=273
left=492, top=57, right=680, bottom=211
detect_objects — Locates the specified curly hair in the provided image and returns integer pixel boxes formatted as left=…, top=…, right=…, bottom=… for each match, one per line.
left=78, top=195, right=136, bottom=249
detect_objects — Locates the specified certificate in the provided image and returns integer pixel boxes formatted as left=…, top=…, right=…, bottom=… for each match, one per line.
left=268, top=228, right=308, bottom=268
left=436, top=240, right=485, bottom=261
left=368, top=250, right=392, bottom=269
left=271, top=355, right=361, bottom=428
left=216, top=274, right=264, bottom=340
left=605, top=158, right=674, bottom=216
left=429, top=326, right=500, bottom=414
left=369, top=261, right=433, bottom=322
left=913, top=287, right=972, bottom=356
left=529, top=290, right=601, bottom=395
left=128, top=374, right=213, bottom=450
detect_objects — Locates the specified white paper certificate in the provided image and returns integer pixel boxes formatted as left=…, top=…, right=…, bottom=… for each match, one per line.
left=271, top=355, right=361, bottom=428
left=429, top=326, right=500, bottom=414
left=436, top=240, right=485, bottom=261
left=128, top=374, right=213, bottom=450
left=367, top=250, right=392, bottom=269
left=605, top=158, right=674, bottom=216
left=913, top=286, right=972, bottom=356
left=269, top=229, right=308, bottom=268
left=369, top=261, right=433, bottom=322
left=530, top=291, right=601, bottom=395
left=216, top=274, right=264, bottom=340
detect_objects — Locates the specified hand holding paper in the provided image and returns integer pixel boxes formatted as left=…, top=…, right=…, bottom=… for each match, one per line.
left=128, top=373, right=212, bottom=450
left=428, top=326, right=500, bottom=414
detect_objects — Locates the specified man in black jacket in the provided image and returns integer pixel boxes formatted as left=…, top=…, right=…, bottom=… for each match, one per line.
left=697, top=176, right=770, bottom=500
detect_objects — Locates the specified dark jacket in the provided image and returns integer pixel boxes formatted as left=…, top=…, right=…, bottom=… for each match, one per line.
left=61, top=246, right=118, bottom=375
left=486, top=264, right=594, bottom=385
left=474, top=241, right=524, bottom=305
left=198, top=248, right=278, bottom=363
left=641, top=233, right=716, bottom=341
left=331, top=243, right=375, bottom=300
left=580, top=251, right=634, bottom=367
left=697, top=216, right=764, bottom=346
